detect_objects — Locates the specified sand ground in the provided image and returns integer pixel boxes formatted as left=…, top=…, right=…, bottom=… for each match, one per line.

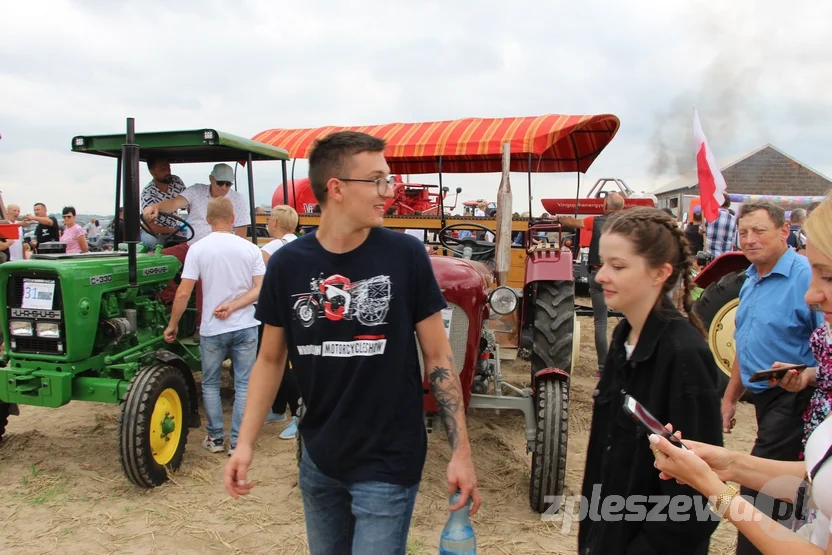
left=0, top=311, right=758, bottom=554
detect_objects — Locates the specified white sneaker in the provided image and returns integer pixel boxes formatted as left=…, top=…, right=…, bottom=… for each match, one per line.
left=202, top=434, right=224, bottom=453
left=279, top=417, right=298, bottom=440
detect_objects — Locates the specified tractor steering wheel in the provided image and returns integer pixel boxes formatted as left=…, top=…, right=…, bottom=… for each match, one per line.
left=140, top=211, right=195, bottom=247
left=437, top=223, right=497, bottom=257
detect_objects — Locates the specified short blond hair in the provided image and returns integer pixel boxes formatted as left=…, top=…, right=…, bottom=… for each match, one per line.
left=270, top=205, right=298, bottom=231
left=803, top=193, right=832, bottom=261
left=207, top=197, right=235, bottom=224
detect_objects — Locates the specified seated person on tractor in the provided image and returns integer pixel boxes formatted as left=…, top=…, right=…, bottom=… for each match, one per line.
left=140, top=157, right=187, bottom=250
left=142, top=163, right=252, bottom=338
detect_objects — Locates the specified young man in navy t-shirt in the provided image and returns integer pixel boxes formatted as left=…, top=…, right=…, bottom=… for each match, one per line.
left=225, top=131, right=481, bottom=554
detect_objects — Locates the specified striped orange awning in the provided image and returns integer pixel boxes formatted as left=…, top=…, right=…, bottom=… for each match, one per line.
left=252, top=114, right=620, bottom=174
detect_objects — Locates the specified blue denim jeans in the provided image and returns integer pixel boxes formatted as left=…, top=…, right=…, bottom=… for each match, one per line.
left=199, top=326, right=258, bottom=447
left=140, top=229, right=158, bottom=250
left=299, top=446, right=420, bottom=555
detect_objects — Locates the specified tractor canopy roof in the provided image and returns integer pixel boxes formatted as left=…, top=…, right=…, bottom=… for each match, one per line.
left=253, top=114, right=620, bottom=174
left=71, top=128, right=290, bottom=163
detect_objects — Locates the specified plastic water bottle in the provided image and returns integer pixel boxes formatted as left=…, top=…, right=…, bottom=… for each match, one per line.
left=439, top=491, right=476, bottom=554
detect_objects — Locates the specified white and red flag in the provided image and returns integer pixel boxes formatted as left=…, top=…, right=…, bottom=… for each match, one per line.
left=693, top=109, right=727, bottom=223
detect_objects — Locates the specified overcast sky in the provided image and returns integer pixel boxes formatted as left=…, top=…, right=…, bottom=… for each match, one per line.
left=1, top=0, right=829, bottom=216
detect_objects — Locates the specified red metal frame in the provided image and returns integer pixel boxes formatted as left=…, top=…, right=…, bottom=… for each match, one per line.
left=523, top=223, right=575, bottom=283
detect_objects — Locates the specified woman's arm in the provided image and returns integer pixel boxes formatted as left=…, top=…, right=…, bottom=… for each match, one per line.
left=652, top=435, right=827, bottom=555
left=725, top=449, right=805, bottom=499
left=77, top=234, right=88, bottom=253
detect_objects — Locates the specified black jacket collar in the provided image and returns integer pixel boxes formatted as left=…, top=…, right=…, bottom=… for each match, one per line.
left=612, top=306, right=680, bottom=363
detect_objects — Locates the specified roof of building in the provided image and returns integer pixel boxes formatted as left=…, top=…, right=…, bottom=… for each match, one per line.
left=650, top=143, right=832, bottom=196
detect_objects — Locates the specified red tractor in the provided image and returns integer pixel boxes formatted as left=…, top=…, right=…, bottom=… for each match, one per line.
left=253, top=113, right=621, bottom=513
left=272, top=175, right=461, bottom=215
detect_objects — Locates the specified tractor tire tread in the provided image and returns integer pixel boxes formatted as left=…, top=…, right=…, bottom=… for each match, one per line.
left=531, top=281, right=575, bottom=374
left=528, top=377, right=569, bottom=513
left=692, top=270, right=747, bottom=396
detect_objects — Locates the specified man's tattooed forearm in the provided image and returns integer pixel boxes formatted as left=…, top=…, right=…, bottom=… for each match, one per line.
left=429, top=365, right=462, bottom=450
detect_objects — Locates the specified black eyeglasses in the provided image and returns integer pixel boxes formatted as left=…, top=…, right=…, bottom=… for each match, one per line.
left=337, top=175, right=395, bottom=196
left=216, top=181, right=233, bottom=187
left=62, top=215, right=73, bottom=219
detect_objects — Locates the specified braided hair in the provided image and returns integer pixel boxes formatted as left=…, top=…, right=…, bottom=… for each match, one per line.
left=603, top=207, right=706, bottom=337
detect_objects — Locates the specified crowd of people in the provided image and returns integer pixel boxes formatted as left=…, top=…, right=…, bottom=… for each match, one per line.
left=3, top=129, right=829, bottom=554
left=0, top=202, right=100, bottom=260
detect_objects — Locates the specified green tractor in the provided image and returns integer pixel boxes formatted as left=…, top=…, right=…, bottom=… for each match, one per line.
left=0, top=119, right=290, bottom=487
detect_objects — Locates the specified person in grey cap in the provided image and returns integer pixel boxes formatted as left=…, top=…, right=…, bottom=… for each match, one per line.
left=143, top=163, right=252, bottom=339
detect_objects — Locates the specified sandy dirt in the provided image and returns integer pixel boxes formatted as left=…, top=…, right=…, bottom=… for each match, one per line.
left=0, top=310, right=758, bottom=554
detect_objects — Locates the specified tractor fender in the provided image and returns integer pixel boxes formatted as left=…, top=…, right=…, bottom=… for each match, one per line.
left=693, top=251, right=749, bottom=289
left=524, top=248, right=574, bottom=284
left=149, top=349, right=201, bottom=428
left=532, top=368, right=570, bottom=393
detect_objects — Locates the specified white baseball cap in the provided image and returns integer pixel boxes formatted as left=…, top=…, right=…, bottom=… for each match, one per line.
left=210, top=163, right=234, bottom=183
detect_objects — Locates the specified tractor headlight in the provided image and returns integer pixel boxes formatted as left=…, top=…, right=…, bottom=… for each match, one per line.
left=36, top=322, right=60, bottom=338
left=10, top=320, right=33, bottom=336
left=488, top=286, right=518, bottom=315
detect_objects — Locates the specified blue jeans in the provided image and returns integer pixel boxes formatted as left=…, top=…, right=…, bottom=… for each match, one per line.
left=199, top=326, right=258, bottom=447
left=299, top=446, right=419, bottom=555
left=140, top=229, right=158, bottom=250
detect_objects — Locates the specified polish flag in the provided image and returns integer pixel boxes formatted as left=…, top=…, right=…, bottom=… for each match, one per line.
left=693, top=109, right=726, bottom=223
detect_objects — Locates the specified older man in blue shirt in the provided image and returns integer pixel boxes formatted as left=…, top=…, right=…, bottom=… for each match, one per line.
left=722, top=200, right=822, bottom=555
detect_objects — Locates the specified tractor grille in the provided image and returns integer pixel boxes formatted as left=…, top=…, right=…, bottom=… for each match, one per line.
left=417, top=302, right=470, bottom=380
left=6, top=272, right=66, bottom=355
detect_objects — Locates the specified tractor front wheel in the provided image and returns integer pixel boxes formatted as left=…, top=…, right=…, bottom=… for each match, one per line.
left=119, top=363, right=190, bottom=487
left=529, top=376, right=569, bottom=513
left=528, top=280, right=574, bottom=513
left=693, top=270, right=747, bottom=395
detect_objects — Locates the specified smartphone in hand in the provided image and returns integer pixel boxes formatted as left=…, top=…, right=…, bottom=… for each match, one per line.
left=748, top=364, right=807, bottom=383
left=623, top=394, right=688, bottom=450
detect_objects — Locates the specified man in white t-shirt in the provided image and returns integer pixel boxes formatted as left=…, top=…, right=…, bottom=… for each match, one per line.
left=163, top=197, right=265, bottom=456
left=0, top=204, right=24, bottom=261
left=143, top=163, right=253, bottom=335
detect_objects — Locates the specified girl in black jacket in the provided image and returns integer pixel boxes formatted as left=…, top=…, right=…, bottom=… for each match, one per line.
left=578, top=208, right=724, bottom=555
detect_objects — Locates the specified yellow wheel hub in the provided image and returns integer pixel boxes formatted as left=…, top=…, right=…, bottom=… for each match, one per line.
left=149, top=388, right=183, bottom=466
left=708, top=299, right=739, bottom=378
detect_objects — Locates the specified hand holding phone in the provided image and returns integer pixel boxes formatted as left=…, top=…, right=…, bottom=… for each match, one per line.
left=623, top=395, right=688, bottom=450
left=748, top=363, right=807, bottom=383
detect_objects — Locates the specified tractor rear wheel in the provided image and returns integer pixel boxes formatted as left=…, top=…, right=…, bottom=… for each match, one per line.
left=693, top=270, right=747, bottom=395
left=528, top=280, right=574, bottom=513
left=119, top=363, right=190, bottom=487
left=530, top=281, right=575, bottom=378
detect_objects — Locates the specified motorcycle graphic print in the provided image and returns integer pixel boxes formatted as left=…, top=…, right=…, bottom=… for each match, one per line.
left=292, top=273, right=392, bottom=328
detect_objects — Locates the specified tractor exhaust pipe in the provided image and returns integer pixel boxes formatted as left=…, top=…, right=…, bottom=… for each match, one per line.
left=121, top=117, right=140, bottom=288
left=494, top=142, right=513, bottom=287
